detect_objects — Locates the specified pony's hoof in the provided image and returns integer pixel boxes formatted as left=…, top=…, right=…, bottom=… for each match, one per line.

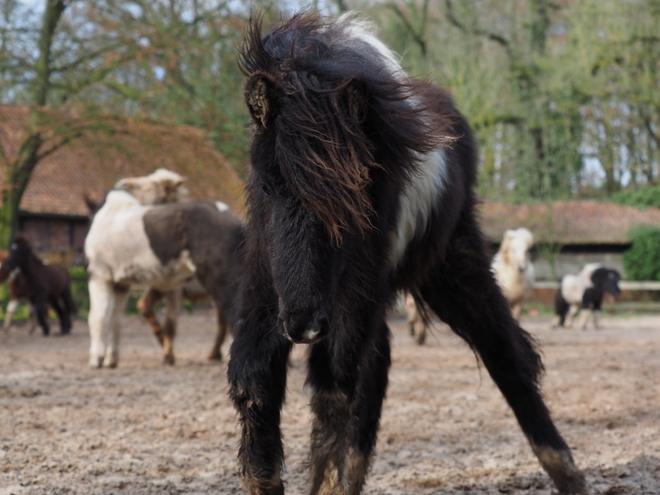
left=103, top=355, right=119, bottom=368
left=208, top=353, right=223, bottom=362
left=89, top=357, right=103, bottom=368
left=532, top=445, right=588, bottom=495
left=163, top=355, right=175, bottom=366
left=415, top=334, right=426, bottom=345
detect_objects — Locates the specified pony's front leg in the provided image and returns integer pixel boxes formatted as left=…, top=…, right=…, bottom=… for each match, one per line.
left=306, top=320, right=391, bottom=495
left=577, top=309, right=591, bottom=330
left=88, top=278, right=112, bottom=367
left=3, top=299, right=19, bottom=333
left=228, top=315, right=292, bottom=495
left=161, top=289, right=182, bottom=365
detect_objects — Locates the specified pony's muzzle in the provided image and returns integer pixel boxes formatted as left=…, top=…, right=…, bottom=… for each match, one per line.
left=279, top=309, right=329, bottom=344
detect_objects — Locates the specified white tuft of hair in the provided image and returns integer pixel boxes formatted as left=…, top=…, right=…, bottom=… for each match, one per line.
left=336, top=13, right=406, bottom=81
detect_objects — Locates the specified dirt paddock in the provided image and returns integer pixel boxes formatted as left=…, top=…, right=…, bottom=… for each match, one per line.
left=1, top=311, right=659, bottom=495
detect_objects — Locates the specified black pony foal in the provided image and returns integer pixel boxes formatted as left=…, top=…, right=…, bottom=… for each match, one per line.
left=228, top=12, right=587, bottom=495
left=5, top=236, right=75, bottom=336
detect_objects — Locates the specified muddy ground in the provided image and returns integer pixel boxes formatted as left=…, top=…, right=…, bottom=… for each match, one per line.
left=1, top=310, right=659, bottom=495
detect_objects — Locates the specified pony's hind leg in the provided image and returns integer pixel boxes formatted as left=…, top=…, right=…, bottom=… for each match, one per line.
left=34, top=298, right=51, bottom=336
left=3, top=299, right=19, bottom=333
left=49, top=297, right=71, bottom=335
left=209, top=303, right=227, bottom=361
left=565, top=304, right=580, bottom=328
left=137, top=288, right=165, bottom=345
left=306, top=320, right=391, bottom=495
left=105, top=285, right=130, bottom=368
left=420, top=223, right=586, bottom=495
left=88, top=279, right=129, bottom=368
left=161, top=289, right=182, bottom=365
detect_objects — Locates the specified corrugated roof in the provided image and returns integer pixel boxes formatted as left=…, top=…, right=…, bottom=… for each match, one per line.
left=479, top=200, right=660, bottom=244
left=0, top=105, right=245, bottom=217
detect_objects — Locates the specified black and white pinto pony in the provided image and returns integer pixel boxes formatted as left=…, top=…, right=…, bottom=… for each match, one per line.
left=227, top=12, right=586, bottom=495
left=85, top=190, right=243, bottom=367
left=553, top=263, right=621, bottom=330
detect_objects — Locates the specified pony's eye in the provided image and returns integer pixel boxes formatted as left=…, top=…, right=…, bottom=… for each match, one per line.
left=261, top=184, right=272, bottom=198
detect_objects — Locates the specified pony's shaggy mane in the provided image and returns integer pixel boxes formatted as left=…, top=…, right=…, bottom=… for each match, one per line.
left=241, top=12, right=458, bottom=244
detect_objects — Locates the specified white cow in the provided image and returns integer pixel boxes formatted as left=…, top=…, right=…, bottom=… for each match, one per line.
left=491, top=228, right=535, bottom=321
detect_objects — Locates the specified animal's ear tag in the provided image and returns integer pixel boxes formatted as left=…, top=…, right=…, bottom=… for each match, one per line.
left=346, top=79, right=368, bottom=123
left=245, top=73, right=275, bottom=127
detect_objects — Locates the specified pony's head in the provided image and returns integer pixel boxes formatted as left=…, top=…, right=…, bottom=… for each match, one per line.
left=5, top=236, right=32, bottom=271
left=591, top=268, right=621, bottom=297
left=500, top=228, right=534, bottom=273
left=114, top=168, right=188, bottom=205
left=241, top=12, right=452, bottom=344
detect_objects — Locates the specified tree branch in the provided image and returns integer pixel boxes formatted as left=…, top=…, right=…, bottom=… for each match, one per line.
left=444, top=0, right=513, bottom=60
left=386, top=3, right=427, bottom=57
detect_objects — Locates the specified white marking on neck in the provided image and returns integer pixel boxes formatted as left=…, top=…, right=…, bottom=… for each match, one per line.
left=389, top=149, right=448, bottom=267
left=339, top=16, right=404, bottom=79
left=215, top=201, right=229, bottom=212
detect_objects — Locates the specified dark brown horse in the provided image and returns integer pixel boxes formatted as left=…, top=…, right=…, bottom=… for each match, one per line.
left=0, top=250, right=38, bottom=333
left=5, top=237, right=76, bottom=336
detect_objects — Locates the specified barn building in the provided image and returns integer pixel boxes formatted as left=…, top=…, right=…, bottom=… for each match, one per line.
left=0, top=105, right=245, bottom=265
left=479, top=200, right=660, bottom=281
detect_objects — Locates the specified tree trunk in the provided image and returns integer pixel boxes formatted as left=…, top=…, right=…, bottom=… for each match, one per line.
left=0, top=132, right=43, bottom=249
left=0, top=0, right=66, bottom=248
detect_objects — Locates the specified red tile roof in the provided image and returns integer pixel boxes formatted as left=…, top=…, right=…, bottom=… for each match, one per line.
left=479, top=200, right=660, bottom=244
left=0, top=105, right=245, bottom=217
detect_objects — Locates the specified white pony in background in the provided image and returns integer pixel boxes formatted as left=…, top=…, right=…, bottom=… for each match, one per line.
left=114, top=168, right=190, bottom=204
left=491, top=228, right=535, bottom=321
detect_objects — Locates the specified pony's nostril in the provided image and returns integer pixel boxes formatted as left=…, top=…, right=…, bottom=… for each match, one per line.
left=278, top=309, right=328, bottom=344
left=303, top=328, right=320, bottom=342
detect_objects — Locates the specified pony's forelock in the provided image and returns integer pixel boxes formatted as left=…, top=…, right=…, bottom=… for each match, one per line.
left=242, top=12, right=459, bottom=245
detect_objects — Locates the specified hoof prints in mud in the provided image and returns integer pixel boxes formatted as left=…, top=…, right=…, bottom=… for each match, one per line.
left=1, top=313, right=660, bottom=494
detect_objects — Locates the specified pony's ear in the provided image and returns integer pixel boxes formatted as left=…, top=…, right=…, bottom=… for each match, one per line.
left=82, top=192, right=100, bottom=215
left=245, top=72, right=276, bottom=127
left=345, top=79, right=368, bottom=123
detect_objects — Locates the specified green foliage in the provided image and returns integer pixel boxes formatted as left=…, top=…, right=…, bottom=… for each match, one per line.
left=611, top=185, right=660, bottom=210
left=68, top=266, right=89, bottom=316
left=623, top=225, right=660, bottom=281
